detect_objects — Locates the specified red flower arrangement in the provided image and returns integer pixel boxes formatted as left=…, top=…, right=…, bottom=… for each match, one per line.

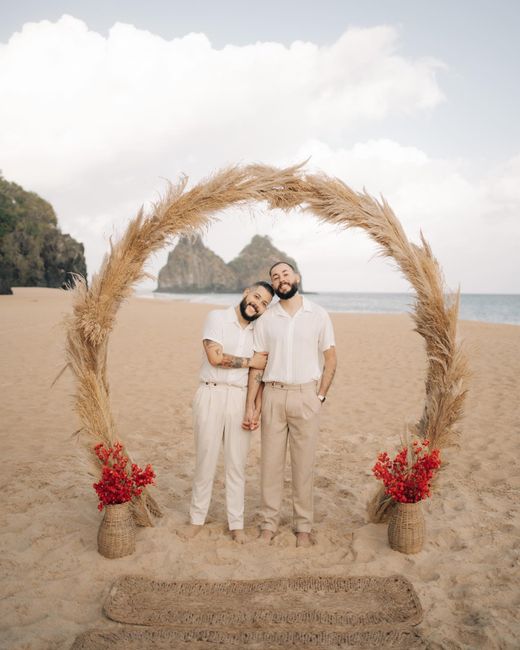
left=372, top=439, right=441, bottom=503
left=93, top=441, right=155, bottom=511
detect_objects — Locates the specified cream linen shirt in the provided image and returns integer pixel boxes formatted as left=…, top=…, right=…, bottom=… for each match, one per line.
left=199, top=306, right=254, bottom=387
left=253, top=297, right=335, bottom=384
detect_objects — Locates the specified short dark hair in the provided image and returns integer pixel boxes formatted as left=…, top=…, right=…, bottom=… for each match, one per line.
left=250, top=280, right=274, bottom=297
left=269, top=260, right=296, bottom=276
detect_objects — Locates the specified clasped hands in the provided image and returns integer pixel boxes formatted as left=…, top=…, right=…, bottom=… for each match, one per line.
left=242, top=351, right=267, bottom=431
left=242, top=401, right=262, bottom=431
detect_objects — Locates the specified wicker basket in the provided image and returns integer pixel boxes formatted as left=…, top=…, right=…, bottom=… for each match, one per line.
left=98, top=502, right=136, bottom=558
left=387, top=502, right=425, bottom=554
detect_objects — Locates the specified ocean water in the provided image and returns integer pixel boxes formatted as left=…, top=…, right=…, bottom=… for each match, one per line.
left=137, top=291, right=520, bottom=326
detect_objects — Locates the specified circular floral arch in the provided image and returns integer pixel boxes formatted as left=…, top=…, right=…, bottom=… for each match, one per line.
left=66, top=164, right=468, bottom=525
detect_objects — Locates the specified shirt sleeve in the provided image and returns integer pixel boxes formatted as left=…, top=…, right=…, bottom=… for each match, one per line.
left=202, top=310, right=224, bottom=345
left=253, top=314, right=269, bottom=352
left=319, top=311, right=335, bottom=352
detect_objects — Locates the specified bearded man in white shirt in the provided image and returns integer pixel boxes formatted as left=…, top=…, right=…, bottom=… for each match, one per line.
left=243, top=262, right=337, bottom=548
left=183, top=281, right=274, bottom=544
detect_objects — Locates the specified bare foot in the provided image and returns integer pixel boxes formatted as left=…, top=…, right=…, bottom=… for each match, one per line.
left=178, top=523, right=203, bottom=540
left=296, top=532, right=313, bottom=548
left=258, top=529, right=274, bottom=544
left=231, top=529, right=247, bottom=544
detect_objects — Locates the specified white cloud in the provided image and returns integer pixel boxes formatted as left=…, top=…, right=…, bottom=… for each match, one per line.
left=0, top=16, right=518, bottom=293
left=483, top=155, right=520, bottom=216
left=267, top=139, right=520, bottom=293
left=0, top=16, right=443, bottom=184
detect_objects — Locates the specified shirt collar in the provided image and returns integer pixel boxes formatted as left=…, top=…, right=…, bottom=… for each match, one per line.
left=227, top=305, right=254, bottom=330
left=302, top=297, right=313, bottom=312
left=273, top=296, right=313, bottom=316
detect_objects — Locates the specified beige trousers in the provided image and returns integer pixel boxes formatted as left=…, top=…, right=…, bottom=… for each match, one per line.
left=190, top=383, right=250, bottom=530
left=260, top=381, right=321, bottom=533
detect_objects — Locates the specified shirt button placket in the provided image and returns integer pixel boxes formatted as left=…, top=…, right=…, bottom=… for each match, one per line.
left=286, top=317, right=295, bottom=384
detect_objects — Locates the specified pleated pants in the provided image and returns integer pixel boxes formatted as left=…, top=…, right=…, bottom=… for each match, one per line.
left=190, top=383, right=251, bottom=530
left=260, top=381, right=321, bottom=533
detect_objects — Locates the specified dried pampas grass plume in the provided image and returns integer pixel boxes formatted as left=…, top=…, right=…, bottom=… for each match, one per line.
left=64, top=163, right=468, bottom=525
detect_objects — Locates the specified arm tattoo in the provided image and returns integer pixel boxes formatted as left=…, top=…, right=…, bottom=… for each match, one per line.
left=203, top=340, right=248, bottom=368
left=319, top=348, right=337, bottom=395
left=254, top=371, right=264, bottom=383
left=221, top=354, right=247, bottom=369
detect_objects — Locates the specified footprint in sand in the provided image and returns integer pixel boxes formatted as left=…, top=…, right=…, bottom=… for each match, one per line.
left=315, top=476, right=332, bottom=488
left=417, top=568, right=441, bottom=582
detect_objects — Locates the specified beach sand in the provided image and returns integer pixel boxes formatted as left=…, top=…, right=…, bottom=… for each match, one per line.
left=1, top=287, right=519, bottom=649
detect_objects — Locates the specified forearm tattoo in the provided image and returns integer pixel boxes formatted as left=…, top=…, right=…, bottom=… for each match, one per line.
left=222, top=354, right=247, bottom=369
left=320, top=355, right=337, bottom=395
left=204, top=340, right=248, bottom=369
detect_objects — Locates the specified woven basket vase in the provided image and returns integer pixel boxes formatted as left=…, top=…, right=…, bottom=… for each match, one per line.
left=387, top=501, right=425, bottom=554
left=98, top=502, right=136, bottom=559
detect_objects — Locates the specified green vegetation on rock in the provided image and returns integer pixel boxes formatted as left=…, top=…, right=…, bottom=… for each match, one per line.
left=0, top=174, right=87, bottom=294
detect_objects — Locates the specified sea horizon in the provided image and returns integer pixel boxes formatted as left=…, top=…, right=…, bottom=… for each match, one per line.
left=136, top=290, right=520, bottom=326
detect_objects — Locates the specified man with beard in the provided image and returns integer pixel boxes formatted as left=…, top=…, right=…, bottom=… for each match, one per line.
left=243, top=262, right=337, bottom=547
left=183, top=281, right=274, bottom=544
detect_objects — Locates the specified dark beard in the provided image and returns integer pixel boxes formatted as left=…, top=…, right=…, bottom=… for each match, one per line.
left=239, top=297, right=260, bottom=322
left=275, top=282, right=299, bottom=300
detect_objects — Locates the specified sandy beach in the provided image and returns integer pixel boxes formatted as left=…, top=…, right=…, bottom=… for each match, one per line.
left=1, top=287, right=519, bottom=649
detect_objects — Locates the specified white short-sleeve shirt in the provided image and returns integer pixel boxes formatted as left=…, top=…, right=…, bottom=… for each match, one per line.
left=253, top=297, right=335, bottom=384
left=199, top=307, right=254, bottom=387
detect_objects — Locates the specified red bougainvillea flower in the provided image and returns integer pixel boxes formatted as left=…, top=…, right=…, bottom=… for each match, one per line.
left=93, top=441, right=155, bottom=510
left=372, top=439, right=441, bottom=503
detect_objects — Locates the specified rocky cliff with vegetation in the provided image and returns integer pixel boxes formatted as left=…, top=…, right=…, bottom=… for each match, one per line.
left=0, top=174, right=87, bottom=294
left=156, top=234, right=302, bottom=293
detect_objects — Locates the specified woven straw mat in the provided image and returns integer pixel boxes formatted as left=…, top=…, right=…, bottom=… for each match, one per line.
left=72, top=574, right=424, bottom=648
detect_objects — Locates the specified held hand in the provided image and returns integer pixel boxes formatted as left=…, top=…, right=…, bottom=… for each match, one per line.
left=249, top=351, right=268, bottom=370
left=242, top=404, right=255, bottom=430
left=250, top=407, right=262, bottom=430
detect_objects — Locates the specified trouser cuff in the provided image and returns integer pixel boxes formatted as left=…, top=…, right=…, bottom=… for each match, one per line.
left=190, top=516, right=205, bottom=525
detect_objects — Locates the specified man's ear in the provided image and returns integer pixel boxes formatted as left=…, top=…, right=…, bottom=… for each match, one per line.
left=242, top=288, right=250, bottom=298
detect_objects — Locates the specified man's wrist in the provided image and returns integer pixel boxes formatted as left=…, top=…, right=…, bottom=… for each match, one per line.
left=318, top=394, right=326, bottom=403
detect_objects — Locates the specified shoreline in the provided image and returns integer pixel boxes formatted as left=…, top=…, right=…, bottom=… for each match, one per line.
left=3, top=286, right=518, bottom=326
left=135, top=289, right=520, bottom=327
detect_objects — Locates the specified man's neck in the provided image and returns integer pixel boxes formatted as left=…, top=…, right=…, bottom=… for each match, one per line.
left=235, top=305, right=250, bottom=328
left=279, top=293, right=303, bottom=316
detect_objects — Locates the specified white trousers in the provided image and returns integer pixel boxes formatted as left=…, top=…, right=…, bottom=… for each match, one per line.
left=190, top=383, right=251, bottom=530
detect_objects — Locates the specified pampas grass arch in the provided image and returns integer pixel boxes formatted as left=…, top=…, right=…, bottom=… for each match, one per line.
left=66, top=164, right=468, bottom=525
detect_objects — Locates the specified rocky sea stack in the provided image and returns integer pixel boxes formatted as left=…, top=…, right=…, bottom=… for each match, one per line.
left=156, top=234, right=301, bottom=293
left=0, top=175, right=87, bottom=295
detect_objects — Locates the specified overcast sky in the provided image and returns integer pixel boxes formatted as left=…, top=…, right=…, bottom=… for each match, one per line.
left=1, top=0, right=519, bottom=293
